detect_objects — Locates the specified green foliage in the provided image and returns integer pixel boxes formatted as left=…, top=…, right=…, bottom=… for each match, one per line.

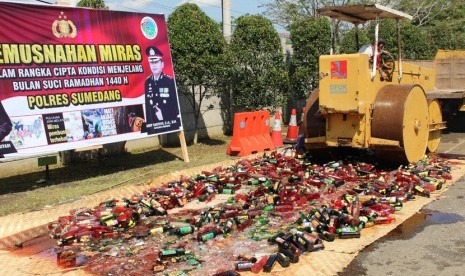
left=424, top=1, right=465, bottom=51
left=400, top=21, right=433, bottom=59
left=363, top=20, right=433, bottom=60
left=339, top=27, right=370, bottom=54
left=396, top=0, right=465, bottom=52
left=396, top=0, right=450, bottom=26
left=261, top=0, right=374, bottom=29
left=340, top=21, right=432, bottom=59
left=261, top=0, right=318, bottom=29
left=289, top=16, right=330, bottom=100
left=76, top=0, right=108, bottom=9
left=168, top=4, right=225, bottom=89
left=229, top=15, right=289, bottom=112
left=263, top=0, right=465, bottom=57
left=167, top=3, right=226, bottom=141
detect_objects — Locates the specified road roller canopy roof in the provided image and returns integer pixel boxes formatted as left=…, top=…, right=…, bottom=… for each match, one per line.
left=317, top=4, right=412, bottom=24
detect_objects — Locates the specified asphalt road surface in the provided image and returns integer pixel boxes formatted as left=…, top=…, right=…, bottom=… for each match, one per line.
left=340, top=120, right=465, bottom=276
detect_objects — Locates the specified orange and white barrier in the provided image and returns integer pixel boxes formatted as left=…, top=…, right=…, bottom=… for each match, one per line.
left=226, top=110, right=275, bottom=156
left=271, top=111, right=284, bottom=147
left=285, top=108, right=298, bottom=143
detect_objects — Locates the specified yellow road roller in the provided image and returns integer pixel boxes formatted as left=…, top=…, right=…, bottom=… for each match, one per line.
left=302, top=4, right=446, bottom=163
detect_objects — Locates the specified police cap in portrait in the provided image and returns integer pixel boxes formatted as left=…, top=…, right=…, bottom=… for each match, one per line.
left=146, top=46, right=163, bottom=62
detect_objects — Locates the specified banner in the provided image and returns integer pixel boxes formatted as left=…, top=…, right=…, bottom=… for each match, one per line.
left=0, top=3, right=183, bottom=159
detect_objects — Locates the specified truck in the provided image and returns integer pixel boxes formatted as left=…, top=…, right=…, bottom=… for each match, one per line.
left=412, top=50, right=465, bottom=121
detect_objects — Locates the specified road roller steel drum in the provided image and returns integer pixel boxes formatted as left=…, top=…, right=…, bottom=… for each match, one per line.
left=372, top=85, right=429, bottom=163
left=427, top=99, right=446, bottom=153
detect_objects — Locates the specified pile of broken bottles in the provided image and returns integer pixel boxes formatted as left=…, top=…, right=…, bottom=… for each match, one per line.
left=48, top=150, right=452, bottom=275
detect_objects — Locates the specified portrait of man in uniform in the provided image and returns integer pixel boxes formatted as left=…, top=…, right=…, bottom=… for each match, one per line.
left=144, top=46, right=182, bottom=134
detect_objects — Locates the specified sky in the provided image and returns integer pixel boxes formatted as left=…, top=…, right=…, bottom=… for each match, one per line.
left=0, top=0, right=274, bottom=25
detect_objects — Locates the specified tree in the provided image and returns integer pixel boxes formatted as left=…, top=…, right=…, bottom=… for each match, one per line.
left=76, top=0, right=108, bottom=9
left=289, top=16, right=331, bottom=101
left=415, top=1, right=465, bottom=52
left=261, top=0, right=354, bottom=29
left=399, top=21, right=433, bottom=59
left=396, top=0, right=451, bottom=27
left=261, top=0, right=394, bottom=53
left=261, top=1, right=395, bottom=29
left=340, top=18, right=433, bottom=60
left=229, top=15, right=289, bottom=113
left=339, top=26, right=370, bottom=53
left=362, top=19, right=433, bottom=60
left=167, top=3, right=226, bottom=144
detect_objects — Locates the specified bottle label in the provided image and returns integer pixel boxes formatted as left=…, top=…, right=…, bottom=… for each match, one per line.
left=156, top=207, right=167, bottom=215
left=179, top=226, right=193, bottom=235
left=201, top=232, right=215, bottom=242
left=150, top=227, right=163, bottom=235
left=262, top=204, right=274, bottom=212
left=140, top=199, right=152, bottom=208
left=275, top=237, right=285, bottom=243
left=237, top=261, right=254, bottom=270
left=323, top=178, right=334, bottom=184
left=100, top=214, right=114, bottom=222
left=105, top=219, right=118, bottom=227
left=161, top=249, right=177, bottom=256
left=296, top=236, right=307, bottom=246
left=127, top=218, right=136, bottom=228
left=222, top=189, right=233, bottom=194
left=248, top=179, right=259, bottom=185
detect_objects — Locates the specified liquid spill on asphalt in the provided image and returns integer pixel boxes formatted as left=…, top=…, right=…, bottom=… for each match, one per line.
left=339, top=208, right=464, bottom=275
left=383, top=209, right=463, bottom=240
left=438, top=153, right=465, bottom=162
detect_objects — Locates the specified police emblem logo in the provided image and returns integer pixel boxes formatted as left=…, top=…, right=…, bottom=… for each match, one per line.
left=52, top=12, right=77, bottom=38
left=140, top=16, right=158, bottom=40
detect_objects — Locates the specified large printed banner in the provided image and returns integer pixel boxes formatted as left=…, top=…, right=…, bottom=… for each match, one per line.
left=0, top=3, right=183, bottom=159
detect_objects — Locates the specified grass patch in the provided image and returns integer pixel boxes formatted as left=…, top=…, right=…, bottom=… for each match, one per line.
left=0, top=135, right=234, bottom=217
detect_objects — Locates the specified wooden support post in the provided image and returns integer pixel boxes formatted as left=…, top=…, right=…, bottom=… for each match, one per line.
left=38, top=155, right=57, bottom=182
left=178, top=130, right=189, bottom=162
left=45, top=165, right=50, bottom=180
